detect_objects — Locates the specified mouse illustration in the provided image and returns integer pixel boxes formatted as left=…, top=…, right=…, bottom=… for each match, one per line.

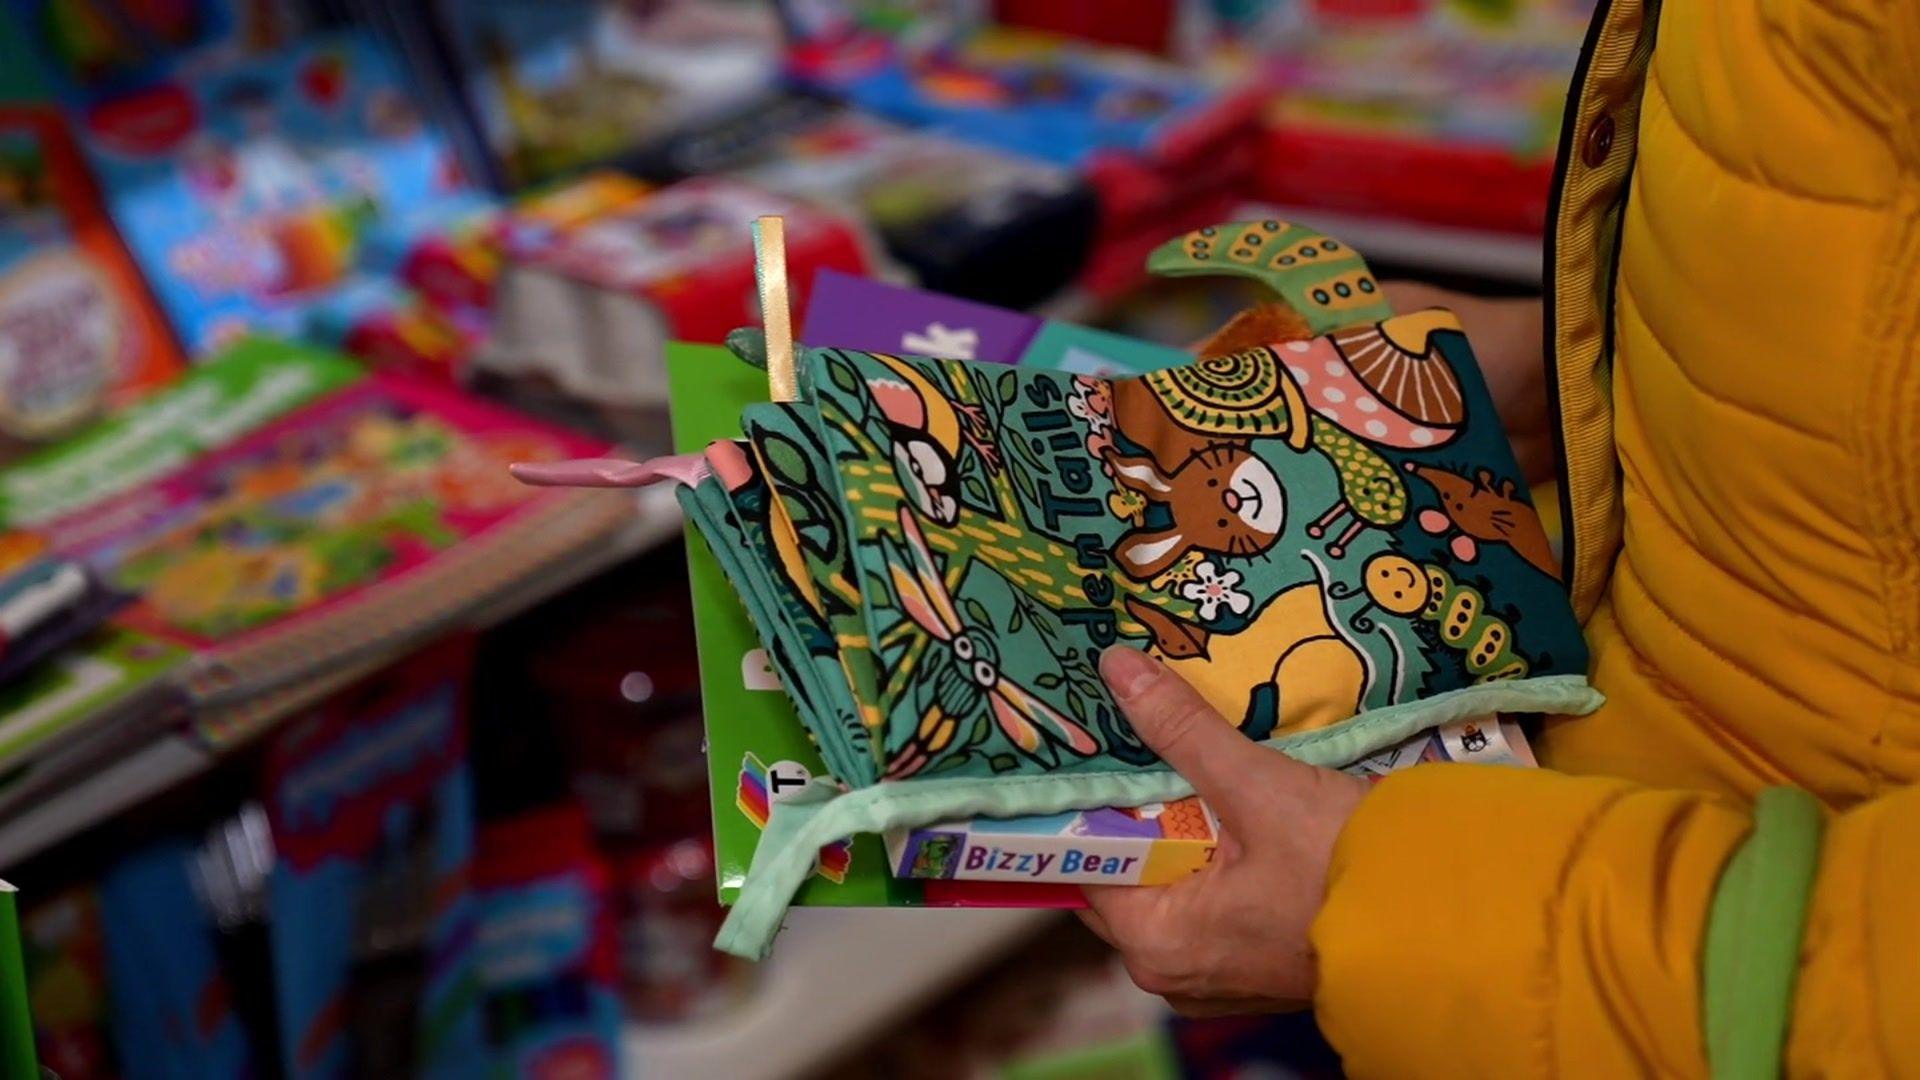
left=1404, top=462, right=1559, bottom=579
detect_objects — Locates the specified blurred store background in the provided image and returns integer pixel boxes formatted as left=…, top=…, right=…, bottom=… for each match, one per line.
left=0, top=1, right=1588, bottom=1076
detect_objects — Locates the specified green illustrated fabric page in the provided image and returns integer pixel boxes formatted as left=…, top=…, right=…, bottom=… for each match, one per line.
left=797, top=310, right=1591, bottom=782
left=670, top=344, right=915, bottom=908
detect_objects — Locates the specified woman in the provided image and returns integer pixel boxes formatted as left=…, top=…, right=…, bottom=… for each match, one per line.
left=1084, top=1, right=1920, bottom=1074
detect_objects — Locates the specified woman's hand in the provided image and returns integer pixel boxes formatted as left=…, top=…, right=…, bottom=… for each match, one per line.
left=1079, top=647, right=1372, bottom=1016
left=1383, top=283, right=1554, bottom=485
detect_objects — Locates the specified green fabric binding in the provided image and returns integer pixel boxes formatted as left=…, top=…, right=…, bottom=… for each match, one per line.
left=713, top=674, right=1602, bottom=958
left=1703, top=787, right=1824, bottom=1080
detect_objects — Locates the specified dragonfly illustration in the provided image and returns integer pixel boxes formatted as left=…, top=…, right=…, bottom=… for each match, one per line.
left=884, top=504, right=1099, bottom=778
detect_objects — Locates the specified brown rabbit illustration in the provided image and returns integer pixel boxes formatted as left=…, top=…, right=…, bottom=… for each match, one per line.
left=1105, top=444, right=1287, bottom=580
left=1404, top=462, right=1559, bottom=579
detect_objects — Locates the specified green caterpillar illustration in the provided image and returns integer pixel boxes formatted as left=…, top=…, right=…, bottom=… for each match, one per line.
left=1334, top=553, right=1530, bottom=681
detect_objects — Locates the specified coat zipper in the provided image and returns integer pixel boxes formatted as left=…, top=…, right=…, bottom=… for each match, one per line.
left=1540, top=0, right=1651, bottom=620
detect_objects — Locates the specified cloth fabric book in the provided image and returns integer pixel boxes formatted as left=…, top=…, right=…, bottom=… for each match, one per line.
left=520, top=218, right=1599, bottom=958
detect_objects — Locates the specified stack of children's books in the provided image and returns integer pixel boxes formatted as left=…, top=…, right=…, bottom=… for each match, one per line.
left=0, top=337, right=638, bottom=816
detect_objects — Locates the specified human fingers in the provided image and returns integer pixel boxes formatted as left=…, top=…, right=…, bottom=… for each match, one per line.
left=1099, top=647, right=1317, bottom=830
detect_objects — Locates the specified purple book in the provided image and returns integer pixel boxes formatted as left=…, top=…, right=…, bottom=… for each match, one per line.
left=800, top=269, right=1041, bottom=364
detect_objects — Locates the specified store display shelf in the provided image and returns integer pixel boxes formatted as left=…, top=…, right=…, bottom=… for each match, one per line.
left=0, top=485, right=683, bottom=870
left=626, top=907, right=1058, bottom=1080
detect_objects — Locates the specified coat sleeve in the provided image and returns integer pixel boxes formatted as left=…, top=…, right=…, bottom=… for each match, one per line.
left=1308, top=765, right=1920, bottom=1078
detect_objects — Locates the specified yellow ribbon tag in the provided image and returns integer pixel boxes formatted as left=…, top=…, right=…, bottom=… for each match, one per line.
left=753, top=216, right=798, bottom=402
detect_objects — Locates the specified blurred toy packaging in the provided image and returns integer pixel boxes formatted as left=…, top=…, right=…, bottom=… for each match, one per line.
left=4, top=0, right=303, bottom=92
left=0, top=106, right=183, bottom=444
left=261, top=638, right=485, bottom=1078
left=303, top=272, right=491, bottom=380
left=784, top=12, right=1231, bottom=169
left=613, top=836, right=752, bottom=1023
left=97, top=837, right=258, bottom=1078
left=0, top=551, right=122, bottom=689
left=483, top=177, right=875, bottom=419
left=472, top=804, right=624, bottom=1078
left=630, top=92, right=1098, bottom=308
left=420, top=0, right=784, bottom=190
left=302, top=190, right=506, bottom=379
left=778, top=3, right=1261, bottom=297
left=1241, top=0, right=1590, bottom=233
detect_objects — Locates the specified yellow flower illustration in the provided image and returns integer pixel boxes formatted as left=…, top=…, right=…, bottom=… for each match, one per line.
left=1107, top=486, right=1147, bottom=524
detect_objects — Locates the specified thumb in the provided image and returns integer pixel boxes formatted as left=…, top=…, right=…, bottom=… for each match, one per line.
left=1099, top=646, right=1301, bottom=828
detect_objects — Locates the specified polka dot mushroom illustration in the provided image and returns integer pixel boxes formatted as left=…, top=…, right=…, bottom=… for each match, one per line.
left=1270, top=311, right=1467, bottom=556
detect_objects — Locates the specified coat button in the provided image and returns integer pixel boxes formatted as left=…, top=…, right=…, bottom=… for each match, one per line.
left=1584, top=113, right=1616, bottom=167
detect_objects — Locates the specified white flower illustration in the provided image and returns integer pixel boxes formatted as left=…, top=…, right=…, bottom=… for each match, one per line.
left=1178, top=561, right=1252, bottom=621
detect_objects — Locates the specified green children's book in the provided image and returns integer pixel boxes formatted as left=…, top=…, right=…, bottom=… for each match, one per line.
left=0, top=881, right=35, bottom=1079
left=520, top=218, right=1599, bottom=959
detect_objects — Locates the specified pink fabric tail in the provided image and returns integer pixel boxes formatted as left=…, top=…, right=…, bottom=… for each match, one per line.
left=508, top=453, right=710, bottom=489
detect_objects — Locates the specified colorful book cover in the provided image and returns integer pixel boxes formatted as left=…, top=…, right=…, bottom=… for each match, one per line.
left=32, top=356, right=623, bottom=707
left=669, top=341, right=1076, bottom=910
left=4, top=0, right=304, bottom=100
left=0, top=105, right=184, bottom=442
left=707, top=270, right=1561, bottom=907
left=23, top=19, right=471, bottom=352
left=0, top=336, right=362, bottom=529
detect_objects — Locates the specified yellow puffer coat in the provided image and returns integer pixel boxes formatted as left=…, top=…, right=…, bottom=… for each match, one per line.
left=1308, top=0, right=1920, bottom=1075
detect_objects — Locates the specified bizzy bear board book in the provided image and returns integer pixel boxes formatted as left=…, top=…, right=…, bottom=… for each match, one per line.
left=515, top=217, right=1598, bottom=958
